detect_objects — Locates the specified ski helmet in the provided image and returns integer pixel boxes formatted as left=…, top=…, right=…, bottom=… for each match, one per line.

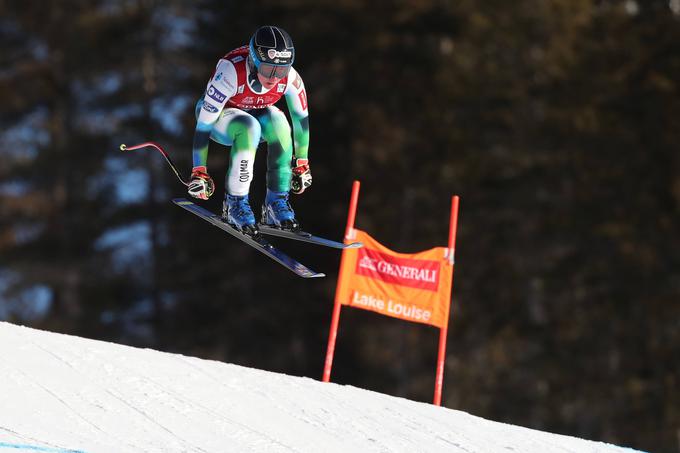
left=249, top=26, right=295, bottom=79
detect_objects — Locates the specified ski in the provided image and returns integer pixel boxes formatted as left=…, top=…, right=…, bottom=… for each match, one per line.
left=172, top=198, right=325, bottom=279
left=257, top=225, right=363, bottom=250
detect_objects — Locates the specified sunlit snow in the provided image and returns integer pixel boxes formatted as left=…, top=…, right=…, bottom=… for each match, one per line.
left=0, top=322, right=644, bottom=453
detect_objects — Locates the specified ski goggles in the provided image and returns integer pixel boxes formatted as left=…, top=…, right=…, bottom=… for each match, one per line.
left=256, top=62, right=291, bottom=79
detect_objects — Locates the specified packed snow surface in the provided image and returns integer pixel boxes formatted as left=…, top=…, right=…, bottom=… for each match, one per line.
left=0, top=322, right=643, bottom=453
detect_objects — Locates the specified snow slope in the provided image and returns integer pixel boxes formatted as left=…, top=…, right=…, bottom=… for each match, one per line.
left=0, top=322, right=644, bottom=453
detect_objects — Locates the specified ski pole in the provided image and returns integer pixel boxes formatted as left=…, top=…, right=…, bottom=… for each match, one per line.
left=119, top=141, right=189, bottom=187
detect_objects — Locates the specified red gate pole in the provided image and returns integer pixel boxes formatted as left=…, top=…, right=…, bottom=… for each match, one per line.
left=433, top=195, right=460, bottom=406
left=323, top=180, right=361, bottom=382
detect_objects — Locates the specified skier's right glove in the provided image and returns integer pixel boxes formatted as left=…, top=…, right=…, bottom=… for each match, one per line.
left=188, top=167, right=215, bottom=200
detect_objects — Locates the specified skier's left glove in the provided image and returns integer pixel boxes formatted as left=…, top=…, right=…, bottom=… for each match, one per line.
left=291, top=158, right=312, bottom=194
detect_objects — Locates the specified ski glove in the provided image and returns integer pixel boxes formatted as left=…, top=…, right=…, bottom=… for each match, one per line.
left=188, top=167, right=215, bottom=200
left=291, top=158, right=312, bottom=194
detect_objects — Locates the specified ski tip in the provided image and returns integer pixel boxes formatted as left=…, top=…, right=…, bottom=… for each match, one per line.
left=172, top=198, right=192, bottom=206
left=292, top=264, right=325, bottom=278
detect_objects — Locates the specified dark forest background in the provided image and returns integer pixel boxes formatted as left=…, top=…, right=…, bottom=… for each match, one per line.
left=1, top=1, right=679, bottom=451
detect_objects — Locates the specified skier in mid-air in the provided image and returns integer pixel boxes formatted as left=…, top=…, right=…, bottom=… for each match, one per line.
left=187, top=25, right=312, bottom=236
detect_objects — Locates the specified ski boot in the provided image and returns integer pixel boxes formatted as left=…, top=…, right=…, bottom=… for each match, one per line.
left=260, top=189, right=300, bottom=232
left=223, top=194, right=259, bottom=236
